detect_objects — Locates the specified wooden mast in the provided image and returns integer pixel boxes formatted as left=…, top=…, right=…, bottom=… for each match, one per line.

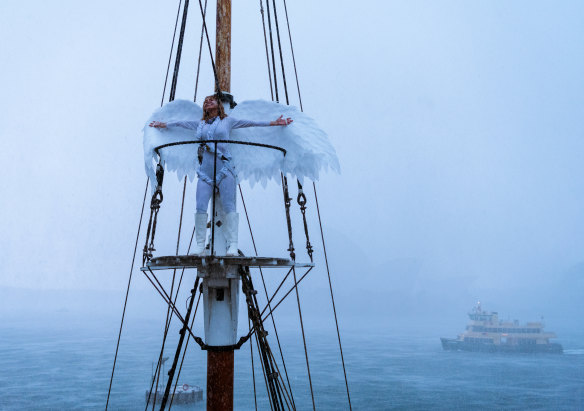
left=206, top=1, right=234, bottom=410
left=215, top=0, right=231, bottom=93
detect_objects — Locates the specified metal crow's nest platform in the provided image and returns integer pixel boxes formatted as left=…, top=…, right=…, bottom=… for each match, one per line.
left=142, top=255, right=314, bottom=271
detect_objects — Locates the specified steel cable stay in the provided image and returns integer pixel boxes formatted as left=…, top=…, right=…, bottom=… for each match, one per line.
left=258, top=0, right=275, bottom=100
left=145, top=270, right=187, bottom=409
left=269, top=0, right=290, bottom=105
left=240, top=265, right=292, bottom=410
left=260, top=267, right=313, bottom=324
left=160, top=0, right=184, bottom=106
left=254, top=330, right=274, bottom=410
left=242, top=266, right=313, bottom=341
left=260, top=0, right=352, bottom=408
left=239, top=185, right=297, bottom=409
left=280, top=0, right=303, bottom=111
left=151, top=176, right=188, bottom=407
left=262, top=0, right=280, bottom=102
left=259, top=3, right=318, bottom=407
left=168, top=226, right=198, bottom=409
left=142, top=268, right=204, bottom=346
left=243, top=268, right=312, bottom=333
left=144, top=0, right=213, bottom=403
left=150, top=272, right=177, bottom=410
left=285, top=0, right=352, bottom=404
left=168, top=0, right=190, bottom=103
left=107, top=0, right=188, bottom=404
left=249, top=316, right=259, bottom=411
left=144, top=183, right=200, bottom=408
left=155, top=10, right=207, bottom=404
left=193, top=0, right=221, bottom=94
left=193, top=0, right=208, bottom=102
left=105, top=178, right=149, bottom=410
left=312, top=183, right=352, bottom=409
left=159, top=276, right=201, bottom=409
left=145, top=5, right=194, bottom=392
left=149, top=177, right=189, bottom=409
left=150, top=286, right=176, bottom=409
left=164, top=198, right=206, bottom=409
left=169, top=290, right=201, bottom=409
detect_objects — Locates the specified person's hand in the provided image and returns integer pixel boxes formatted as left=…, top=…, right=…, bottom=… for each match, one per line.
left=149, top=121, right=167, bottom=128
left=270, top=115, right=293, bottom=126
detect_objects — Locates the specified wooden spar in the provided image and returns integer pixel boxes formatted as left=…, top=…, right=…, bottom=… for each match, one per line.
left=207, top=0, right=234, bottom=410
left=215, top=0, right=231, bottom=93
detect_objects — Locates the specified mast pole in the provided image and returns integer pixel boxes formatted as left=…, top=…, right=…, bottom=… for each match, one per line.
left=215, top=0, right=231, bottom=93
left=206, top=1, right=234, bottom=410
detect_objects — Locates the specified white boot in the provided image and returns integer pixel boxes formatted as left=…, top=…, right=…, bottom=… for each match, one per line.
left=224, top=212, right=239, bottom=256
left=191, top=212, right=208, bottom=256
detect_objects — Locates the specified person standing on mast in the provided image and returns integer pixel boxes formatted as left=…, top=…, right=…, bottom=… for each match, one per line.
left=150, top=94, right=292, bottom=256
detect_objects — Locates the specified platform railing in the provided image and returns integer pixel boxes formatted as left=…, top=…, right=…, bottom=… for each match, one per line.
left=142, top=139, right=309, bottom=269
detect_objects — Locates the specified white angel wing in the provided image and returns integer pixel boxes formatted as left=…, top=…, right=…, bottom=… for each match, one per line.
left=142, top=98, right=340, bottom=188
left=143, top=99, right=202, bottom=187
left=230, top=100, right=340, bottom=186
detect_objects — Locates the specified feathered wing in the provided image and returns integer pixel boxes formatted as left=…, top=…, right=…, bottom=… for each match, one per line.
left=143, top=99, right=203, bottom=187
left=230, top=100, right=340, bottom=186
left=142, top=98, right=339, bottom=188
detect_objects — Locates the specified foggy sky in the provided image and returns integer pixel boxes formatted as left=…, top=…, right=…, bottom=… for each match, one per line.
left=1, top=0, right=584, bottom=321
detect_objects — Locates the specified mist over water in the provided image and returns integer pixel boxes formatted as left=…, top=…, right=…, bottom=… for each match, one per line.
left=1, top=292, right=583, bottom=410
left=2, top=0, right=584, bottom=409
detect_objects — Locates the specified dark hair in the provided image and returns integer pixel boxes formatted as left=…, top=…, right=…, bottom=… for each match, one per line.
left=202, top=94, right=227, bottom=121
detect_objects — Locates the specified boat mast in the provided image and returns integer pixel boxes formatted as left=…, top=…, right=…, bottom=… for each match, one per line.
left=215, top=0, right=231, bottom=93
left=206, top=1, right=234, bottom=410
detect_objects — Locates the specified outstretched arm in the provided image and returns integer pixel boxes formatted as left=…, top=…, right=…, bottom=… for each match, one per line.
left=149, top=120, right=200, bottom=129
left=230, top=115, right=293, bottom=129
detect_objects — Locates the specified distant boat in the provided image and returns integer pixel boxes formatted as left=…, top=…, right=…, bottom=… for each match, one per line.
left=441, top=302, right=563, bottom=353
left=145, top=358, right=203, bottom=405
left=145, top=384, right=203, bottom=405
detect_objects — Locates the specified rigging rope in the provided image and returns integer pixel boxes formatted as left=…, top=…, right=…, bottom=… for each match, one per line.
left=168, top=222, right=197, bottom=409
left=260, top=268, right=312, bottom=323
left=193, top=0, right=221, bottom=93
left=108, top=0, right=188, bottom=402
left=281, top=0, right=303, bottom=110
left=160, top=0, right=184, bottom=106
left=169, top=0, right=190, bottom=102
left=193, top=0, right=208, bottom=102
left=263, top=6, right=315, bottom=401
left=240, top=264, right=292, bottom=410
left=249, top=316, right=259, bottom=411
left=258, top=0, right=274, bottom=100
left=269, top=0, right=290, bottom=104
left=291, top=265, right=315, bottom=410
left=262, top=1, right=352, bottom=407
left=150, top=4, right=208, bottom=401
left=105, top=179, right=149, bottom=410
left=263, top=0, right=280, bottom=102
left=313, top=183, right=352, bottom=409
left=150, top=175, right=188, bottom=408
left=239, top=186, right=297, bottom=409
left=169, top=291, right=201, bottom=409
left=149, top=270, right=177, bottom=409
left=160, top=277, right=201, bottom=409
left=147, top=0, right=197, bottom=402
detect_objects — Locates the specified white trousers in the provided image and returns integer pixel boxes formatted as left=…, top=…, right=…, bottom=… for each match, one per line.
left=195, top=173, right=237, bottom=213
